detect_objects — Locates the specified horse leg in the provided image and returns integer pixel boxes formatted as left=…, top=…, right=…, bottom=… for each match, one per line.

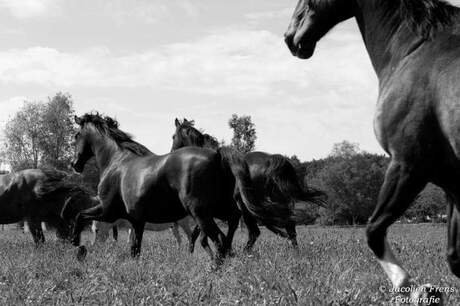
left=234, top=194, right=261, bottom=252
left=286, top=221, right=298, bottom=249
left=71, top=204, right=104, bottom=260
left=177, top=219, right=194, bottom=252
left=112, top=226, right=118, bottom=241
left=446, top=193, right=460, bottom=277
left=241, top=213, right=261, bottom=252
left=129, top=221, right=145, bottom=258
left=189, top=225, right=200, bottom=253
left=224, top=213, right=240, bottom=256
left=28, top=220, right=45, bottom=246
left=127, top=227, right=134, bottom=245
left=193, top=214, right=226, bottom=264
left=171, top=223, right=182, bottom=246
left=366, top=160, right=427, bottom=291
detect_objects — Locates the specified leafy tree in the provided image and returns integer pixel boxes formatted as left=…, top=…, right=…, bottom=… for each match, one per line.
left=228, top=114, right=256, bottom=154
left=405, top=184, right=446, bottom=221
left=330, top=140, right=361, bottom=158
left=2, top=92, right=77, bottom=171
left=3, top=102, right=45, bottom=170
left=40, top=92, right=76, bottom=170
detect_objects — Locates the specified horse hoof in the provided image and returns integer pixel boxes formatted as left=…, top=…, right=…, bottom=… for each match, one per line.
left=410, top=284, right=443, bottom=306
left=76, top=246, right=87, bottom=261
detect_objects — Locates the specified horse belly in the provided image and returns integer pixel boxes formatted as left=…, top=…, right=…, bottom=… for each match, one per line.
left=142, top=197, right=188, bottom=224
left=0, top=186, right=29, bottom=224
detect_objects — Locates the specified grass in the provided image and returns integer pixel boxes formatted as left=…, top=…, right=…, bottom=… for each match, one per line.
left=0, top=223, right=458, bottom=305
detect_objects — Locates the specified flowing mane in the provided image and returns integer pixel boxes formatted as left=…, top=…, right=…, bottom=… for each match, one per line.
left=79, top=112, right=151, bottom=156
left=177, top=119, right=220, bottom=149
left=391, top=0, right=458, bottom=38
left=177, top=119, right=205, bottom=147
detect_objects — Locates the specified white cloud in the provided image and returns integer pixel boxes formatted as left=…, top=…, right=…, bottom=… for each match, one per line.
left=0, top=24, right=374, bottom=98
left=0, top=0, right=58, bottom=18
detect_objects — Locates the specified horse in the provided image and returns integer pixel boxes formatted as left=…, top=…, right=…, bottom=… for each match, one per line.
left=91, top=216, right=195, bottom=248
left=171, top=118, right=326, bottom=250
left=0, top=168, right=91, bottom=244
left=285, top=0, right=460, bottom=301
left=70, top=113, right=294, bottom=264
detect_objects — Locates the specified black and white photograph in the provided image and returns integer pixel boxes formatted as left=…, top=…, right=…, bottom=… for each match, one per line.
left=0, top=0, right=460, bottom=304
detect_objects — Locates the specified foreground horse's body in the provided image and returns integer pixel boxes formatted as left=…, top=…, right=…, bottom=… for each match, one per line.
left=92, top=217, right=194, bottom=247
left=0, top=169, right=89, bottom=244
left=171, top=119, right=325, bottom=250
left=285, top=0, right=460, bottom=301
left=70, top=113, right=290, bottom=264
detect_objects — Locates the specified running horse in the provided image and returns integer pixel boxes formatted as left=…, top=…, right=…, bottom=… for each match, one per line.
left=171, top=118, right=326, bottom=250
left=0, top=168, right=92, bottom=244
left=285, top=0, right=460, bottom=302
left=70, top=113, right=295, bottom=264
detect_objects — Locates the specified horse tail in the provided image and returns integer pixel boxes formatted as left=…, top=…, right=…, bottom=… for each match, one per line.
left=216, top=147, right=293, bottom=229
left=264, top=154, right=327, bottom=206
left=262, top=154, right=327, bottom=224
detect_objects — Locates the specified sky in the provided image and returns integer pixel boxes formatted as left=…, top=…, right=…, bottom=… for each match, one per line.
left=1, top=0, right=458, bottom=161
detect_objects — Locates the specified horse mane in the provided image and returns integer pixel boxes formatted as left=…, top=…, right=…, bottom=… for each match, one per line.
left=394, top=0, right=458, bottom=38
left=79, top=112, right=151, bottom=156
left=177, top=119, right=205, bottom=147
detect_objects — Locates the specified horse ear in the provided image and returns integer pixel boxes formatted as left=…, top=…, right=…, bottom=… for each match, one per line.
left=175, top=118, right=180, bottom=127
left=74, top=116, right=82, bottom=125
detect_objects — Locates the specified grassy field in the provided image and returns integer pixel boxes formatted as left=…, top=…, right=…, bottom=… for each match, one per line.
left=0, top=223, right=458, bottom=305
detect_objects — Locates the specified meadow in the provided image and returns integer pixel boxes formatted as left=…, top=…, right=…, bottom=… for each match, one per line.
left=0, top=224, right=458, bottom=305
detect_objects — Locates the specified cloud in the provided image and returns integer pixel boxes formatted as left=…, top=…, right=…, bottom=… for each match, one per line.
left=0, top=0, right=58, bottom=18
left=0, top=24, right=374, bottom=97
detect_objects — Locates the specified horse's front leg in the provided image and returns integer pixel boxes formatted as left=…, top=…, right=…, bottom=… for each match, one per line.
left=446, top=193, right=460, bottom=277
left=72, top=204, right=104, bottom=260
left=366, top=160, right=442, bottom=304
left=171, top=223, right=182, bottom=246
left=27, top=219, right=45, bottom=246
left=129, top=221, right=145, bottom=258
left=188, top=225, right=200, bottom=253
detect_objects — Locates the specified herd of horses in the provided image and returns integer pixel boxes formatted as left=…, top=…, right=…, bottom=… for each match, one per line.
left=0, top=114, right=326, bottom=262
left=1, top=0, right=460, bottom=303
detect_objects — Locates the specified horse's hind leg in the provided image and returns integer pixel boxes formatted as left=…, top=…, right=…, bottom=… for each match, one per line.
left=241, top=213, right=260, bottom=252
left=192, top=214, right=226, bottom=263
left=286, top=221, right=298, bottom=249
left=366, top=161, right=427, bottom=291
left=235, top=195, right=260, bottom=251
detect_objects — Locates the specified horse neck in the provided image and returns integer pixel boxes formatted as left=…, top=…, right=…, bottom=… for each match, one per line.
left=354, top=0, right=426, bottom=81
left=90, top=134, right=123, bottom=173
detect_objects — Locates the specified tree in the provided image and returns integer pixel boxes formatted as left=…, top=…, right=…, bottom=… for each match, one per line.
left=40, top=92, right=76, bottom=170
left=228, top=114, right=256, bottom=154
left=3, top=102, right=45, bottom=170
left=330, top=140, right=361, bottom=158
left=2, top=92, right=77, bottom=171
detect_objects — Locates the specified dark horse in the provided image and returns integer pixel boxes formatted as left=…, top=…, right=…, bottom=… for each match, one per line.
left=285, top=0, right=460, bottom=301
left=70, top=113, right=294, bottom=263
left=0, top=168, right=91, bottom=244
left=171, top=118, right=326, bottom=250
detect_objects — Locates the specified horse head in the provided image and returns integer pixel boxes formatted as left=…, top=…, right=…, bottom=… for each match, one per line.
left=284, top=0, right=354, bottom=59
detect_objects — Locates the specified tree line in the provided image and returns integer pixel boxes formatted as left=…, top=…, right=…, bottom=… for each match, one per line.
left=0, top=94, right=447, bottom=225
